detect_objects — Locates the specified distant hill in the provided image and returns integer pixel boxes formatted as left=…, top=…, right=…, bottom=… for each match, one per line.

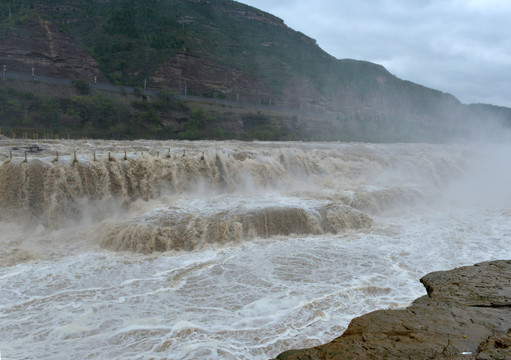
left=0, top=0, right=510, bottom=141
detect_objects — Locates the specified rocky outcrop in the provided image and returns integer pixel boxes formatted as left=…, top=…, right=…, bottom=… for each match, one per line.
left=153, top=52, right=273, bottom=103
left=218, top=2, right=287, bottom=30
left=274, top=260, right=511, bottom=360
left=0, top=18, right=106, bottom=82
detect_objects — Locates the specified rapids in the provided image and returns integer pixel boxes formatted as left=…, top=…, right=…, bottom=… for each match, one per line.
left=1, top=139, right=510, bottom=359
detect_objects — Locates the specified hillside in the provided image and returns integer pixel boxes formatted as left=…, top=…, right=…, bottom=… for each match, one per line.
left=0, top=0, right=510, bottom=141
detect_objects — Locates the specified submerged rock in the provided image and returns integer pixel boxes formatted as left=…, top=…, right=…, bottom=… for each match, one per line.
left=274, top=260, right=511, bottom=360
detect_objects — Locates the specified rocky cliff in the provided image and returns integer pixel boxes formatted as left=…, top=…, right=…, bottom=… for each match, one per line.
left=274, top=260, right=511, bottom=360
left=1, top=0, right=510, bottom=141
left=153, top=52, right=273, bottom=102
left=0, top=17, right=105, bottom=82
left=0, top=1, right=464, bottom=117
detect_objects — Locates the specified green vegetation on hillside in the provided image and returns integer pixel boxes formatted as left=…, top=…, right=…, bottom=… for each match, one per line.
left=0, top=81, right=301, bottom=140
left=1, top=0, right=465, bottom=116
left=0, top=0, right=381, bottom=95
left=2, top=0, right=510, bottom=142
left=0, top=83, right=178, bottom=139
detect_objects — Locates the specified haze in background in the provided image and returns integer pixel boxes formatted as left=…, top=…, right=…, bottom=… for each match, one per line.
left=242, top=0, right=511, bottom=108
left=2, top=140, right=511, bottom=359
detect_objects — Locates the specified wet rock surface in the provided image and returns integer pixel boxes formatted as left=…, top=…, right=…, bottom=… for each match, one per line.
left=273, top=260, right=511, bottom=360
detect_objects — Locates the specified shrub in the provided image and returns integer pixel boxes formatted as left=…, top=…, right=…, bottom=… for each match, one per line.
left=72, top=79, right=91, bottom=95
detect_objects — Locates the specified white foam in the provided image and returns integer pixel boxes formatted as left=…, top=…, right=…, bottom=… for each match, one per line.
left=1, top=141, right=510, bottom=359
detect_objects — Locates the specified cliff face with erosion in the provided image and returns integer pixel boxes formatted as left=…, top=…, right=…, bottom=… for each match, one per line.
left=274, top=260, right=511, bottom=360
left=153, top=52, right=273, bottom=102
left=0, top=18, right=106, bottom=82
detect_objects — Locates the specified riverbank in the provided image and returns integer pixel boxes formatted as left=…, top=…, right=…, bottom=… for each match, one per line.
left=274, top=260, right=511, bottom=360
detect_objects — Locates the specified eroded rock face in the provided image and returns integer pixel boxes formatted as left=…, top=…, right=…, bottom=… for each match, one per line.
left=152, top=52, right=272, bottom=103
left=274, top=260, right=511, bottom=360
left=0, top=18, right=106, bottom=81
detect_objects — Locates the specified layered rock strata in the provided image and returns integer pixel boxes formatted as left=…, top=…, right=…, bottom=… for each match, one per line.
left=274, top=260, right=511, bottom=360
left=0, top=18, right=105, bottom=82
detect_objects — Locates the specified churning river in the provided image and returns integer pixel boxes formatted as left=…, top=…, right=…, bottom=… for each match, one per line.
left=1, top=139, right=511, bottom=359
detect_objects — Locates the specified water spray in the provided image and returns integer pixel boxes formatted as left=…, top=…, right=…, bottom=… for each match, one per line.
left=3, top=150, right=12, bottom=164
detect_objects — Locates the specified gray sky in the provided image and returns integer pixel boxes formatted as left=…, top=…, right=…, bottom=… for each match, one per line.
left=241, top=0, right=511, bottom=107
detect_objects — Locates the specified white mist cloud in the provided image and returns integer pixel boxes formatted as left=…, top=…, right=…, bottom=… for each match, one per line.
left=241, top=0, right=511, bottom=107
left=445, top=144, right=511, bottom=207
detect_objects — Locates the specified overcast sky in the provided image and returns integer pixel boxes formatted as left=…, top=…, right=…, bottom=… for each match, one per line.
left=241, top=0, right=511, bottom=107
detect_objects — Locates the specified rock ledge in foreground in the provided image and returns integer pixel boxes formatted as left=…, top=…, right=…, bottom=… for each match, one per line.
left=273, top=260, right=511, bottom=360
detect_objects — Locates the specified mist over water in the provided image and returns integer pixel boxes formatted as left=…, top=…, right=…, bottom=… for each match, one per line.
left=1, top=139, right=511, bottom=359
